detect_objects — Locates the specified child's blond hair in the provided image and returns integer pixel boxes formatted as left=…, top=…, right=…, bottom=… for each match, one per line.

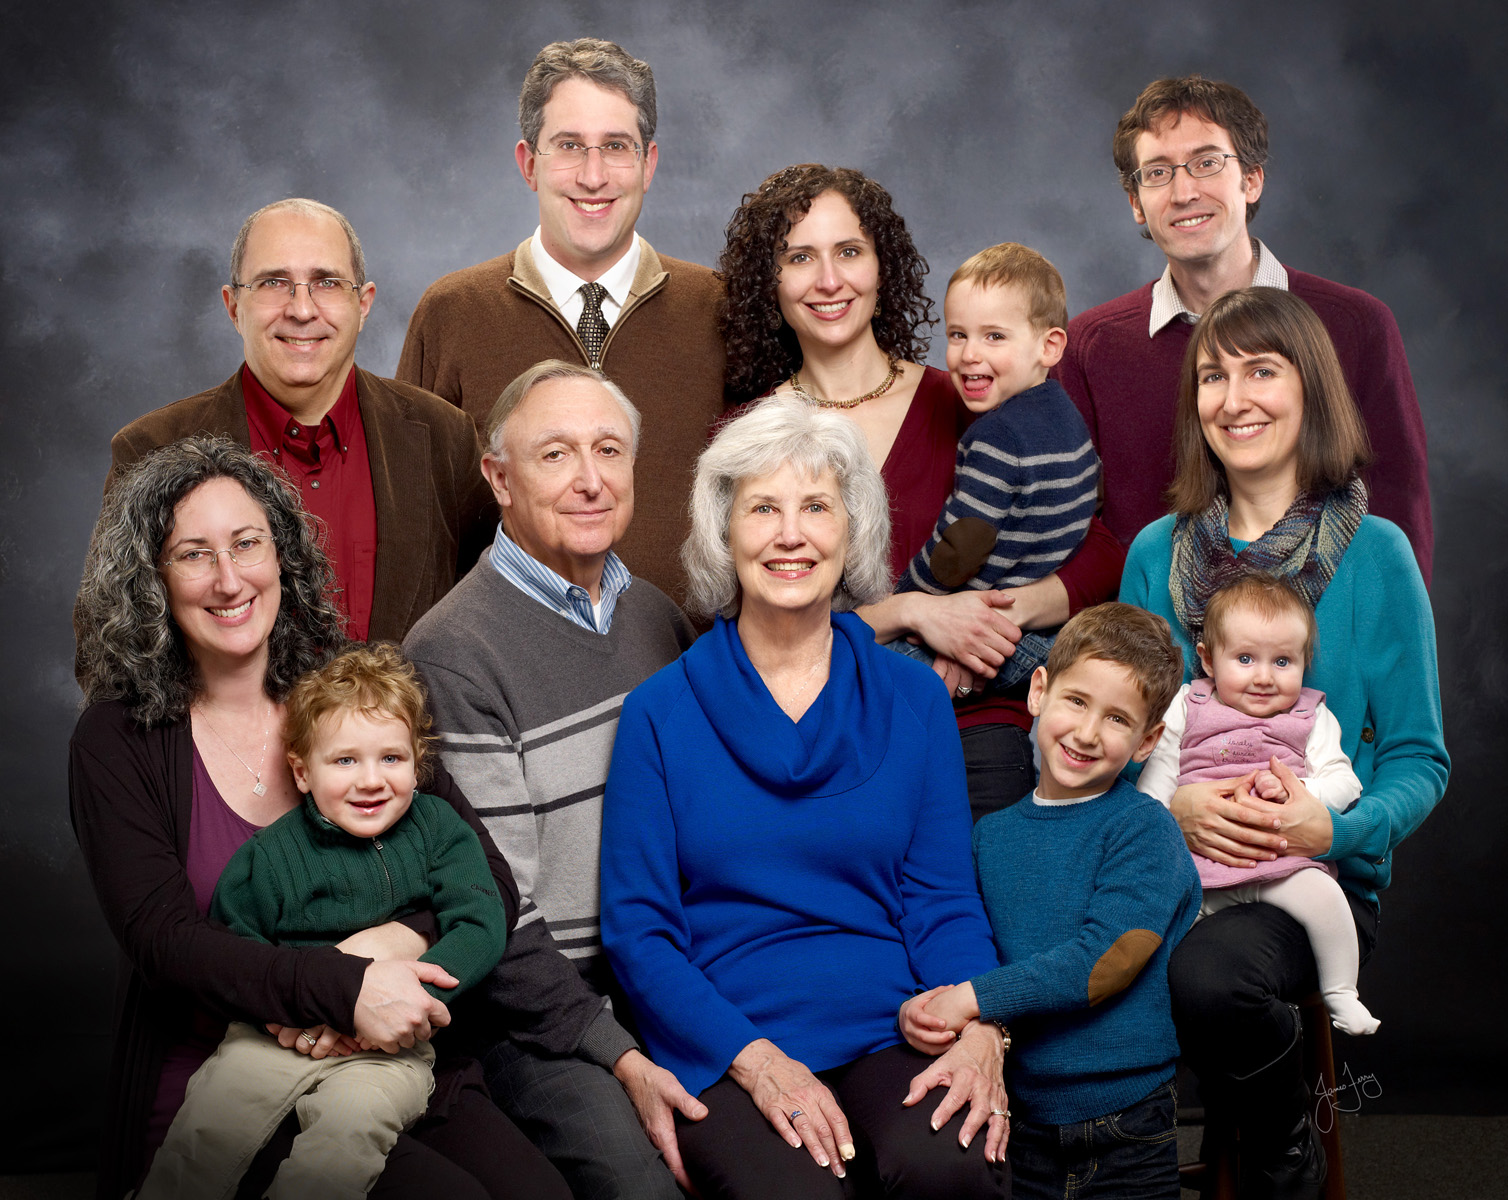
left=284, top=643, right=434, bottom=776
left=948, top=242, right=1068, bottom=333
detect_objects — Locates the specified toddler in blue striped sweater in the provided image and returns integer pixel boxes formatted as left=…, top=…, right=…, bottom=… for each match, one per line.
left=892, top=243, right=1100, bottom=692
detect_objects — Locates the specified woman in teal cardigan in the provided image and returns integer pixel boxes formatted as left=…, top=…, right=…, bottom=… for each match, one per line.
left=1120, top=288, right=1447, bottom=1199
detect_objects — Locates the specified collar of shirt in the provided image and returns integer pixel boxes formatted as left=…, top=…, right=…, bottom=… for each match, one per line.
left=241, top=363, right=360, bottom=472
left=1147, top=238, right=1290, bottom=336
left=1031, top=787, right=1110, bottom=808
left=486, top=523, right=633, bottom=634
left=530, top=226, right=642, bottom=331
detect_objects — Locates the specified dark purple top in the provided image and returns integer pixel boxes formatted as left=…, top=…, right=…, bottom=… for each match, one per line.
left=146, top=747, right=262, bottom=1151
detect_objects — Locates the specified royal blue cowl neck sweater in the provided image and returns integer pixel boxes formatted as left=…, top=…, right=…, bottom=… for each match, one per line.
left=602, top=611, right=999, bottom=1096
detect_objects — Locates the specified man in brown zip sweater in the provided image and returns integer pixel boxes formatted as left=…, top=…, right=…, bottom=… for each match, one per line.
left=397, top=38, right=725, bottom=606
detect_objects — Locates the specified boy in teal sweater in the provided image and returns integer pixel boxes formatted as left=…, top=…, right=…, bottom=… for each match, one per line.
left=901, top=604, right=1201, bottom=1198
left=141, top=645, right=509, bottom=1200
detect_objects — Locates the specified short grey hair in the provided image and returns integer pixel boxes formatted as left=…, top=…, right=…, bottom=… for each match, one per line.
left=74, top=436, right=347, bottom=726
left=518, top=37, right=657, bottom=149
left=230, top=198, right=368, bottom=287
left=484, top=359, right=642, bottom=460
left=683, top=395, right=892, bottom=619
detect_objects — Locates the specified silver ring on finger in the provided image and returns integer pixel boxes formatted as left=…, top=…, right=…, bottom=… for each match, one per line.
left=956, top=685, right=973, bottom=697
left=301, top=1031, right=318, bottom=1046
left=789, top=1109, right=804, bottom=1119
left=990, top=1108, right=1009, bottom=1117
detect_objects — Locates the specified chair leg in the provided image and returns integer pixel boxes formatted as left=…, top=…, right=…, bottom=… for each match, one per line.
left=1299, top=992, right=1347, bottom=1200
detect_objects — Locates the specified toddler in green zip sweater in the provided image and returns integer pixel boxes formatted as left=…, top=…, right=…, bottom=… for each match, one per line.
left=140, top=644, right=509, bottom=1200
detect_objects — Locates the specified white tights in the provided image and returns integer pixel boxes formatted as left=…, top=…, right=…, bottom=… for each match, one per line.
left=1200, top=868, right=1380, bottom=1035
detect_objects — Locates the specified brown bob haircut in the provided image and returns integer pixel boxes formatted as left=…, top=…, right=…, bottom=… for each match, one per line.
left=1112, top=75, right=1268, bottom=226
left=283, top=642, right=435, bottom=780
left=948, top=242, right=1068, bottom=333
left=1166, top=287, right=1373, bottom=516
left=1043, top=602, right=1184, bottom=733
left=1202, top=573, right=1318, bottom=666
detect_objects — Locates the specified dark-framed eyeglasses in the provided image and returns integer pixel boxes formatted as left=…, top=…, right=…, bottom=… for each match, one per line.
left=160, top=535, right=275, bottom=578
left=1131, top=153, right=1242, bottom=188
left=229, top=277, right=363, bottom=309
left=535, top=139, right=643, bottom=171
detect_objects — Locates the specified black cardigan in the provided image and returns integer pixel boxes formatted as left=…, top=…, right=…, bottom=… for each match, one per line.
left=68, top=699, right=520, bottom=1199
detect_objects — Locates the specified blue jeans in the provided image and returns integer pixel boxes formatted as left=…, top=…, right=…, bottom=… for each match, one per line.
left=1007, top=1082, right=1179, bottom=1199
left=886, top=630, right=1055, bottom=691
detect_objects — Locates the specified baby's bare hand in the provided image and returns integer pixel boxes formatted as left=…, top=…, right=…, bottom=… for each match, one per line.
left=1252, top=769, right=1288, bottom=802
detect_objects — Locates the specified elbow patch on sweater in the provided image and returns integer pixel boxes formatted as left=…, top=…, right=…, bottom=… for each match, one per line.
left=1087, top=930, right=1162, bottom=1006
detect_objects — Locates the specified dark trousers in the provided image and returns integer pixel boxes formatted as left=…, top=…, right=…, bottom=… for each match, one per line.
left=1006, top=1082, right=1179, bottom=1199
left=483, top=1037, right=681, bottom=1200
left=960, top=722, right=1036, bottom=825
left=677, top=1042, right=1010, bottom=1200
left=1169, top=894, right=1378, bottom=1112
left=237, top=1059, right=571, bottom=1200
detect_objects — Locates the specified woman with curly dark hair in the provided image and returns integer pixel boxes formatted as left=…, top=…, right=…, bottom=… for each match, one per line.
left=70, top=436, right=566, bottom=1200
left=719, top=164, right=1125, bottom=820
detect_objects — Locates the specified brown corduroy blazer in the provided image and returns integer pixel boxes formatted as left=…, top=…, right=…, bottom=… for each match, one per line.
left=106, top=366, right=496, bottom=642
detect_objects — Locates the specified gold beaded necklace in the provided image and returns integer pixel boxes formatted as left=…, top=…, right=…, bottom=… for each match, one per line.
left=787, top=358, right=900, bottom=409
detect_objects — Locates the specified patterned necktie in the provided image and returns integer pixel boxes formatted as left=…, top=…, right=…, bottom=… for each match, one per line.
left=577, top=282, right=609, bottom=369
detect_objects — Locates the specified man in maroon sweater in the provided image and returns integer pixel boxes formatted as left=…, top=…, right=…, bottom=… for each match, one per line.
left=1056, top=75, right=1433, bottom=584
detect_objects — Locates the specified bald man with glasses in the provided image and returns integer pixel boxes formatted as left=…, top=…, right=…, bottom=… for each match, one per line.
left=105, top=197, right=495, bottom=642
left=397, top=37, right=725, bottom=607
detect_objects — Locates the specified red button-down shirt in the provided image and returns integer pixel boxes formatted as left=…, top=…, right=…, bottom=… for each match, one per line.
left=242, top=365, right=377, bottom=640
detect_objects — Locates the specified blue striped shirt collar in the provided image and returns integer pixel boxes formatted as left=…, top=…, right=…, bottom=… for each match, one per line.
left=486, top=524, right=633, bottom=635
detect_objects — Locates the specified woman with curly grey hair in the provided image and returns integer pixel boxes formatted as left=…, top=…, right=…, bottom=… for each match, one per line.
left=601, top=398, right=1010, bottom=1199
left=718, top=162, right=1124, bottom=822
left=70, top=436, right=566, bottom=1200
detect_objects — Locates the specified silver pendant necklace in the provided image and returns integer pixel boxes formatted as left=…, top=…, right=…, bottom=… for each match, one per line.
left=197, top=700, right=272, bottom=797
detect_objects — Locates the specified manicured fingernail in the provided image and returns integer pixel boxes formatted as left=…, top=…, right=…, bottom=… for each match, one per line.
left=962, top=1135, right=971, bottom=1148
left=839, top=1143, right=855, bottom=1161
left=930, top=1120, right=940, bottom=1132
left=818, top=1156, right=828, bottom=1167
left=835, top=1168, right=846, bottom=1179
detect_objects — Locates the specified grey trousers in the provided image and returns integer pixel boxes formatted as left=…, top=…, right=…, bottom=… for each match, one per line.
left=483, top=1038, right=680, bottom=1200
left=140, top=1021, right=435, bottom=1200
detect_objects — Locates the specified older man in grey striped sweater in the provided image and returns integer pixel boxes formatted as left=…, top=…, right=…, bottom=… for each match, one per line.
left=405, top=360, right=698, bottom=1199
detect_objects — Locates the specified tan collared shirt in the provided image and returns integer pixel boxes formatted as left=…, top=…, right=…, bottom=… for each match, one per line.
left=1147, top=238, right=1290, bottom=336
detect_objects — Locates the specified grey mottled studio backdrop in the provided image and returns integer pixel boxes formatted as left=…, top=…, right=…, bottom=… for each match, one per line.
left=4, top=0, right=1505, bottom=1171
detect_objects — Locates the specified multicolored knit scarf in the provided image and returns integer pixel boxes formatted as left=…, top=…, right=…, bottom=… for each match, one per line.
left=1169, top=476, right=1368, bottom=663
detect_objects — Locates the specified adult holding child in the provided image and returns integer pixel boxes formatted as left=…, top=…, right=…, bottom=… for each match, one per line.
left=70, top=437, right=567, bottom=1200
left=1119, top=287, right=1448, bottom=1198
left=601, top=397, right=1010, bottom=1199
left=719, top=163, right=1123, bottom=817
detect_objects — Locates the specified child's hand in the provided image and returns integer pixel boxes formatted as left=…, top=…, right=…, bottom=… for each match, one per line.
left=899, top=985, right=959, bottom=1056
left=1253, top=768, right=1289, bottom=802
left=927, top=980, right=981, bottom=1032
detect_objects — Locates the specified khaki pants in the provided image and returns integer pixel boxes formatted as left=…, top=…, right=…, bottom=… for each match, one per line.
left=138, top=1021, right=435, bottom=1200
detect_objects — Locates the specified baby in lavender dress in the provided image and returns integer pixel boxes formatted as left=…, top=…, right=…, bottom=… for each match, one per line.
left=1137, top=574, right=1378, bottom=1035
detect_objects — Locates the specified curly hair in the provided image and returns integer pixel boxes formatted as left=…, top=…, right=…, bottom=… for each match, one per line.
left=75, top=436, right=348, bottom=726
left=283, top=642, right=435, bottom=779
left=718, top=164, right=935, bottom=404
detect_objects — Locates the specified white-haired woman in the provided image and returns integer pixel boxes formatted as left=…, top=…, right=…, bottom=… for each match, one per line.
left=601, top=397, right=1010, bottom=1200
